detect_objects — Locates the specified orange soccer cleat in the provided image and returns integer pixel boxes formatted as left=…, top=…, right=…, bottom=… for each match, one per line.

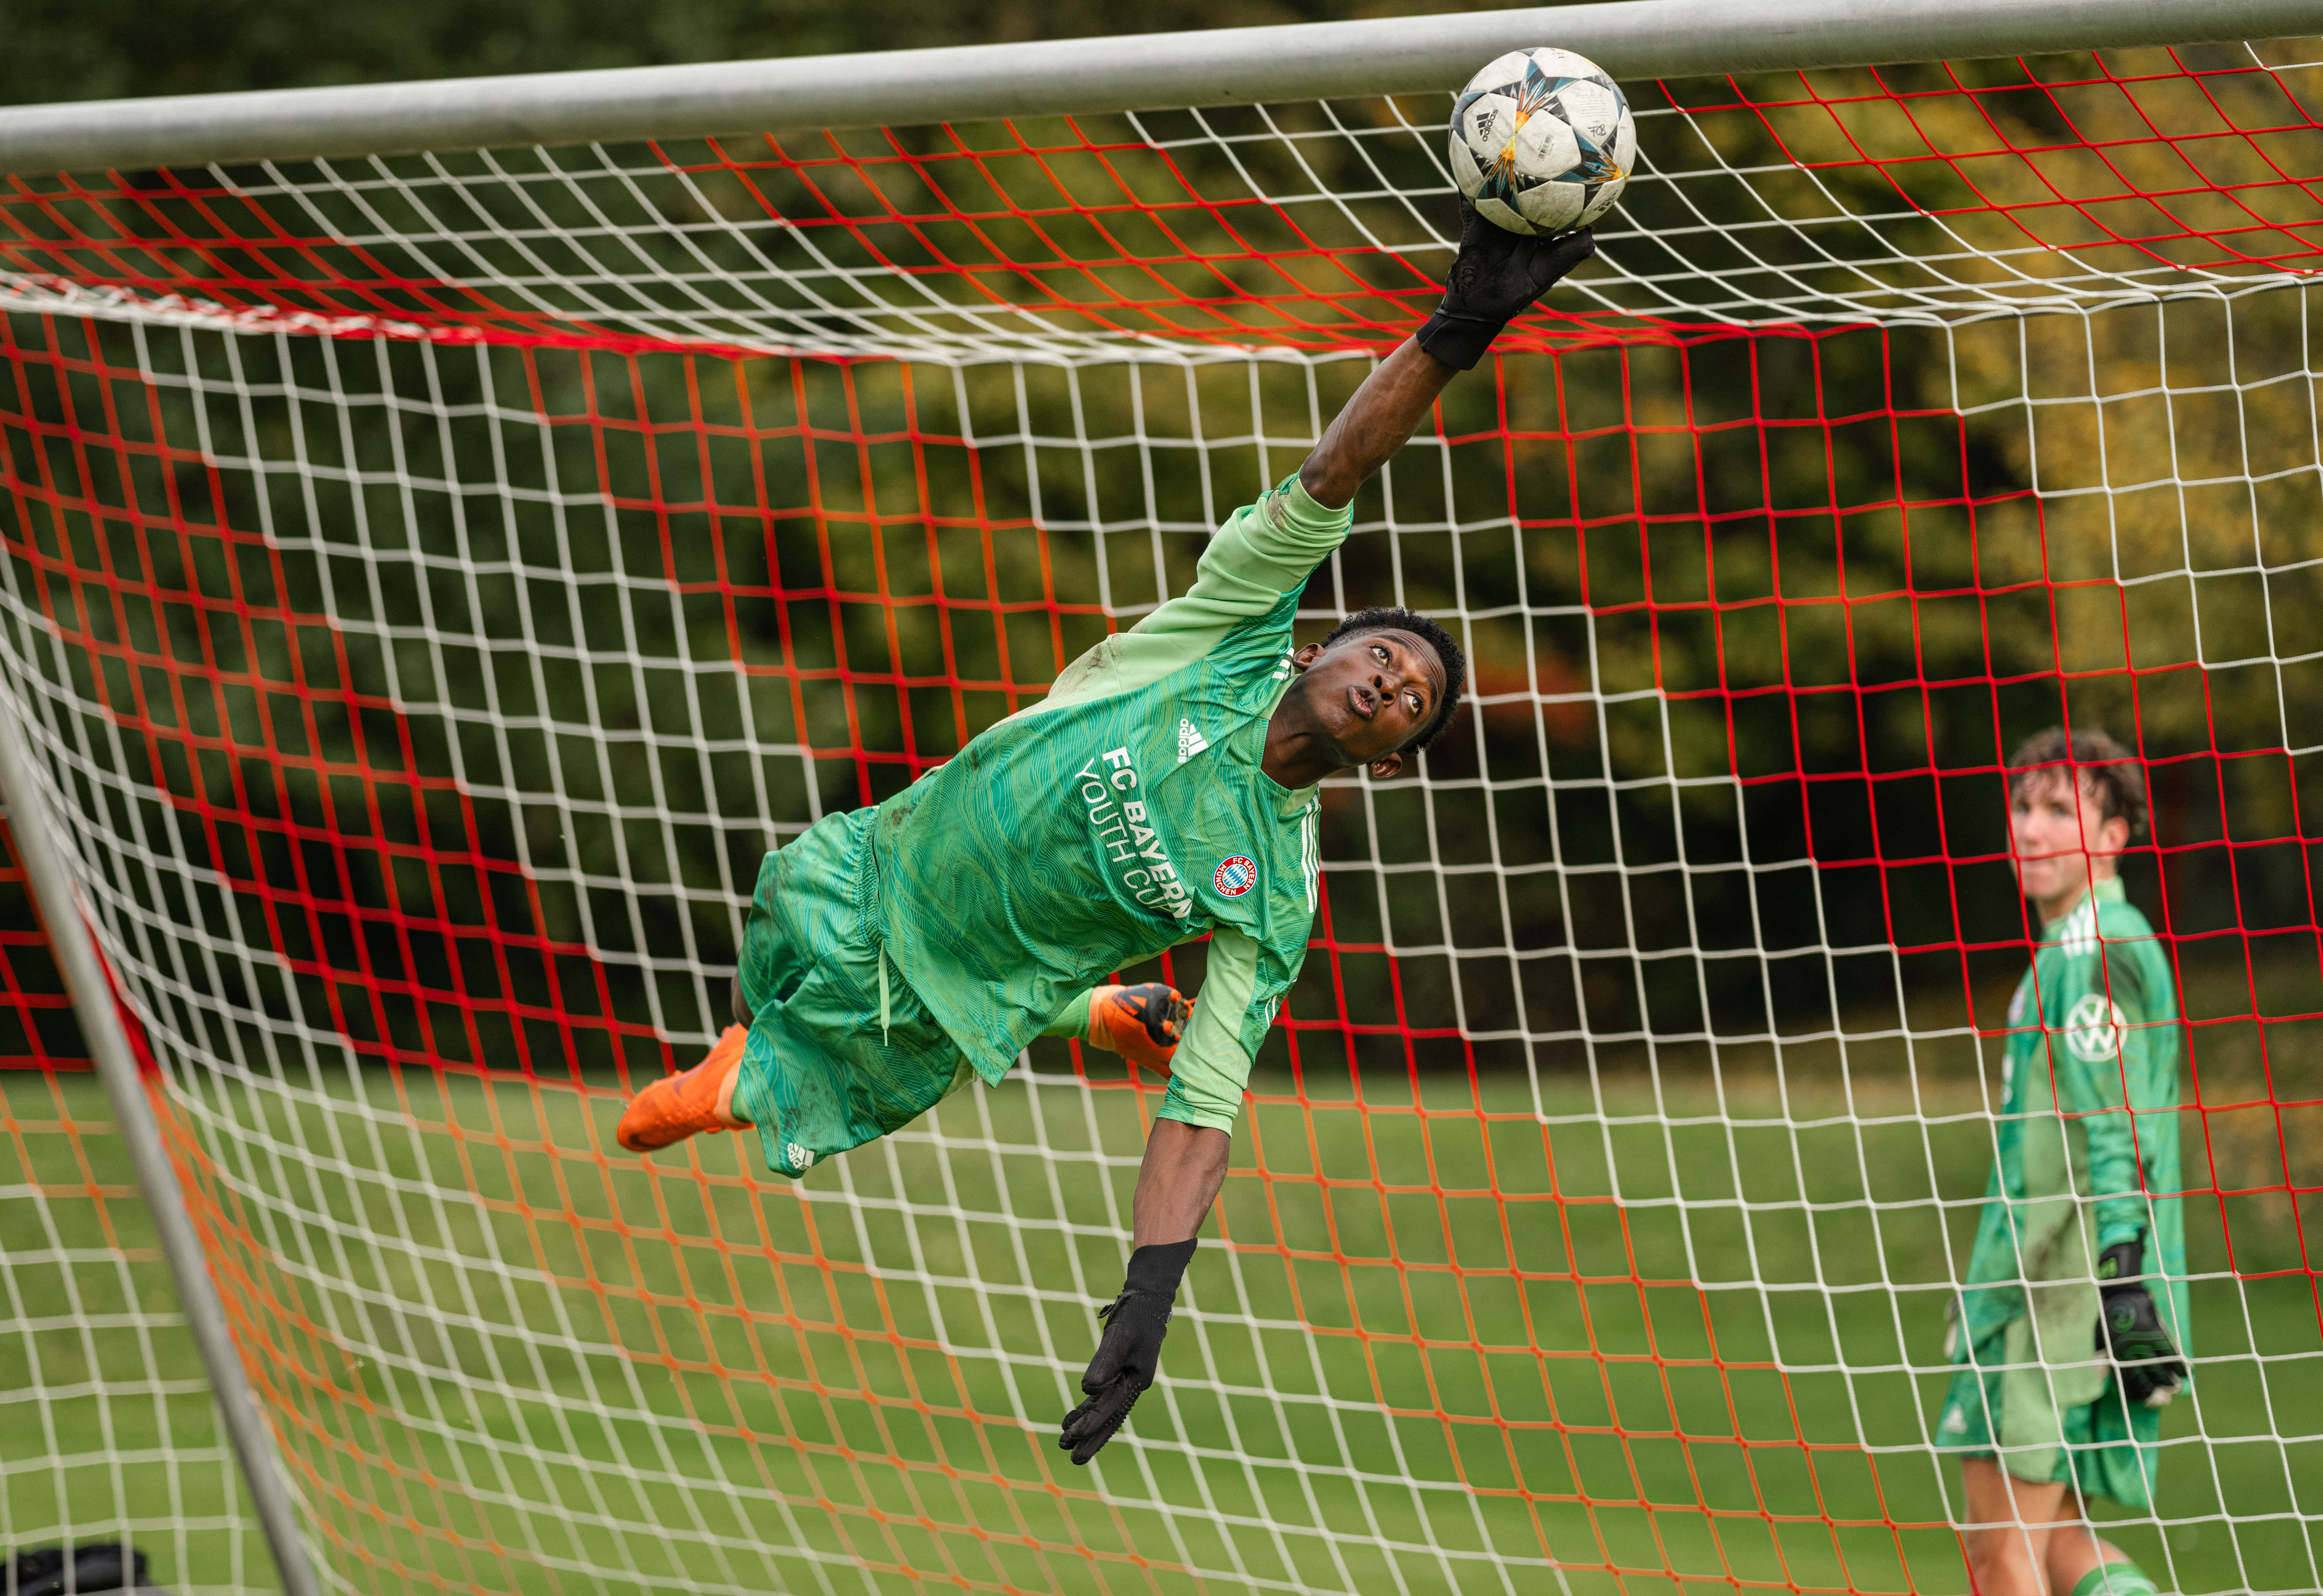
left=617, top=1024, right=749, bottom=1152
left=1087, top=983, right=1192, bottom=1071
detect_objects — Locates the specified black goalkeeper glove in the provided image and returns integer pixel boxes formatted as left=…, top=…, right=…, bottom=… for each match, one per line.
left=10, top=1543, right=156, bottom=1596
left=1059, top=1238, right=1196, bottom=1466
left=2096, top=1238, right=2186, bottom=1408
left=1415, top=198, right=1597, bottom=371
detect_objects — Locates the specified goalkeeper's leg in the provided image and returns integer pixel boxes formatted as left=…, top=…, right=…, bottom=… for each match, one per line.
left=619, top=980, right=1190, bottom=1155
left=2045, top=1498, right=2162, bottom=1596
left=1959, top=1459, right=2070, bottom=1596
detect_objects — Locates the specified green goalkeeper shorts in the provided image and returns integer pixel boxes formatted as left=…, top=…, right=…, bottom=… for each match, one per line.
left=1933, top=1327, right=2163, bottom=1510
left=727, top=808, right=976, bottom=1180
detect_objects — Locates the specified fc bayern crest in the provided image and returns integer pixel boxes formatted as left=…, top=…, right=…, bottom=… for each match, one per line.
left=1212, top=856, right=1257, bottom=897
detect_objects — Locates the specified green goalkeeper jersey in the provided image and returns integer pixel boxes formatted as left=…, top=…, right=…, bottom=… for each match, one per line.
left=870, top=474, right=1353, bottom=1130
left=1955, top=875, right=2188, bottom=1369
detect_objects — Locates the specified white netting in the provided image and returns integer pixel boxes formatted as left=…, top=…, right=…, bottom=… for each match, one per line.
left=2, top=36, right=2322, bottom=1596
left=10, top=37, right=2322, bottom=364
left=0, top=1050, right=255, bottom=1595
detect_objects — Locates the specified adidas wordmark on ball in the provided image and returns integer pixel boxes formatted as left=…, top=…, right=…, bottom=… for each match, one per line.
left=1449, top=47, right=1638, bottom=237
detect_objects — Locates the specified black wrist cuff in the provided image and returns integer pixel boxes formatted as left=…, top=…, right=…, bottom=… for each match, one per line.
left=1123, top=1239, right=1197, bottom=1299
left=2097, top=1238, right=2145, bottom=1289
left=1416, top=308, right=1506, bottom=372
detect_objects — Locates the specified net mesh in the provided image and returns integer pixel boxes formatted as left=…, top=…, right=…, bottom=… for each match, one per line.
left=2, top=36, right=2321, bottom=1596
left=0, top=825, right=257, bottom=1596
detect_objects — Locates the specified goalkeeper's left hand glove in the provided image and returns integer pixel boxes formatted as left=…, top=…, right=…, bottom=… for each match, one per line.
left=2096, top=1238, right=2186, bottom=1408
left=1059, top=1238, right=1195, bottom=1465
left=1416, top=198, right=1597, bottom=371
left=1086, top=983, right=1191, bottom=1071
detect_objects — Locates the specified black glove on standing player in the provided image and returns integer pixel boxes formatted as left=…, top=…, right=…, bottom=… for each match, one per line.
left=1415, top=198, right=1598, bottom=371
left=9, top=1543, right=155, bottom=1596
left=2095, top=1238, right=2187, bottom=1407
left=1059, top=1238, right=1196, bottom=1465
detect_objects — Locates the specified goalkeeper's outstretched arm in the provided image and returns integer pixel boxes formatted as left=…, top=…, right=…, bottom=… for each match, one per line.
left=1060, top=207, right=1596, bottom=1470
left=1296, top=335, right=1462, bottom=509
left=1300, top=210, right=1595, bottom=509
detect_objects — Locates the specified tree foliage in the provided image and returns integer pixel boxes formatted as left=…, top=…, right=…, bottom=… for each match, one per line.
left=7, top=11, right=2316, bottom=1062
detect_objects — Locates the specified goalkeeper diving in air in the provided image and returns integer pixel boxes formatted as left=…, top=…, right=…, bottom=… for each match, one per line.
left=613, top=203, right=1597, bottom=1466
left=1938, top=728, right=2188, bottom=1596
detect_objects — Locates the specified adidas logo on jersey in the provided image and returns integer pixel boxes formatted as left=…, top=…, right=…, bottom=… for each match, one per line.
left=1177, top=719, right=1211, bottom=764
left=2057, top=900, right=2098, bottom=960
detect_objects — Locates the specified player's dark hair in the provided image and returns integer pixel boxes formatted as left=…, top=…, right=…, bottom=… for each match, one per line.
left=2006, top=726, right=2149, bottom=839
left=1323, top=607, right=1467, bottom=753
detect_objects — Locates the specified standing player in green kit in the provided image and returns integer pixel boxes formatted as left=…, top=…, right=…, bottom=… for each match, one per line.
left=616, top=204, right=1597, bottom=1465
left=1938, top=728, right=2189, bottom=1596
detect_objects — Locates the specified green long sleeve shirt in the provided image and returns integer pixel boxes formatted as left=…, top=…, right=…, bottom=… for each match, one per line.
left=1955, top=876, right=2189, bottom=1367
left=870, top=474, right=1354, bottom=1129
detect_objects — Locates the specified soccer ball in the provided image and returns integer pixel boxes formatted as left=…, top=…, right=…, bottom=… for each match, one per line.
left=1448, top=48, right=1637, bottom=237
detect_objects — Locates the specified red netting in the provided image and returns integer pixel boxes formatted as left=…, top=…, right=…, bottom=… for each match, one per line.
left=0, top=820, right=85, bottom=1065
left=6, top=44, right=2318, bottom=358
left=3, top=37, right=2320, bottom=1596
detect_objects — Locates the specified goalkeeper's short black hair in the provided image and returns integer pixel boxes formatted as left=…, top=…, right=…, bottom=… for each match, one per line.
left=2006, top=725, right=2150, bottom=839
left=1324, top=607, right=1467, bottom=753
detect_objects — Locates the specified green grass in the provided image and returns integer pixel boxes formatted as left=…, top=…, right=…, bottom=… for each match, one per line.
left=0, top=1067, right=256, bottom=1596
left=6, top=1040, right=2319, bottom=1596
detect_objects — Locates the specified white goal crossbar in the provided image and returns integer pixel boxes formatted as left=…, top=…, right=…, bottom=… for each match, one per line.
left=0, top=0, right=2317, bottom=173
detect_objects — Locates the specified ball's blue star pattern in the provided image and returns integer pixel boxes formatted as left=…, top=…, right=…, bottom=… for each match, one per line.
left=1452, top=53, right=1629, bottom=220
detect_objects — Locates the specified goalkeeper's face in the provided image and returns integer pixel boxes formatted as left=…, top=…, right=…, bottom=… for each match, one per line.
left=1282, top=627, right=1447, bottom=777
left=2009, top=769, right=2130, bottom=916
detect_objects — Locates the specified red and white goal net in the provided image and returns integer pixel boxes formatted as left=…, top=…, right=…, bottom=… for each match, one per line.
left=4, top=36, right=2321, bottom=1596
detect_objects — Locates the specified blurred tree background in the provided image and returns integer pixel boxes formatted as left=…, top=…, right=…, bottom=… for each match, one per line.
left=3, top=7, right=2317, bottom=1116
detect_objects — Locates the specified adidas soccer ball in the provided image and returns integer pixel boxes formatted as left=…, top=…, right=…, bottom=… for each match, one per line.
left=1449, top=47, right=1637, bottom=237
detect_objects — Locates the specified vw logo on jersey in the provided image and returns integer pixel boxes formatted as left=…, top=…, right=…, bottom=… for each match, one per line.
left=2063, top=993, right=2127, bottom=1062
left=1212, top=855, right=1257, bottom=897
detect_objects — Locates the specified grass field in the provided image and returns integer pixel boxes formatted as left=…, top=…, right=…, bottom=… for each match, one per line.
left=6, top=1033, right=2319, bottom=1596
